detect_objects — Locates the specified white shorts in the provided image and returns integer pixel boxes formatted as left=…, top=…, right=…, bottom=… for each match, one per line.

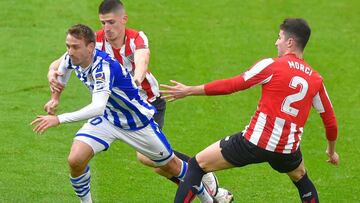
left=75, top=116, right=174, bottom=166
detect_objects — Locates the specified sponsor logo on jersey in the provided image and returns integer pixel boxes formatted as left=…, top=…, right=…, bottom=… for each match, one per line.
left=95, top=72, right=105, bottom=81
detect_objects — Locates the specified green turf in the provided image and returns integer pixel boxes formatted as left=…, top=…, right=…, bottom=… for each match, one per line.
left=1, top=0, right=359, bottom=202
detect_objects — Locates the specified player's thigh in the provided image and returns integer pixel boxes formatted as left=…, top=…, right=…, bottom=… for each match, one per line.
left=116, top=120, right=174, bottom=166
left=268, top=148, right=303, bottom=174
left=68, top=140, right=94, bottom=167
left=75, top=117, right=117, bottom=154
left=196, top=140, right=234, bottom=172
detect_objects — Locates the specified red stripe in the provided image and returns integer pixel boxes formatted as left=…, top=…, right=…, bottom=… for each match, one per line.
left=291, top=126, right=301, bottom=153
left=184, top=190, right=195, bottom=203
left=112, top=47, right=123, bottom=65
left=274, top=120, right=290, bottom=153
left=244, top=111, right=259, bottom=140
left=310, top=197, right=316, bottom=203
left=124, top=30, right=133, bottom=58
left=257, top=115, right=273, bottom=149
left=141, top=75, right=155, bottom=101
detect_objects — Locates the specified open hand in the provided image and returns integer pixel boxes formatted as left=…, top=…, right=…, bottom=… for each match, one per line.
left=31, top=115, right=60, bottom=134
left=160, top=80, right=190, bottom=102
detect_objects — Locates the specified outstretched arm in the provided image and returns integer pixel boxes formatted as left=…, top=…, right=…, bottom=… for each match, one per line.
left=32, top=91, right=109, bottom=134
left=160, top=80, right=205, bottom=102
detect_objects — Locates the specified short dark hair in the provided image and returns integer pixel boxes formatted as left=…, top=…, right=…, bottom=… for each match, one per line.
left=280, top=18, right=311, bottom=50
left=98, top=0, right=124, bottom=14
left=67, top=24, right=95, bottom=45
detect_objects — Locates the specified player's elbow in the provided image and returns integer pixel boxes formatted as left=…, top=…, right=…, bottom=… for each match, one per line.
left=90, top=103, right=106, bottom=117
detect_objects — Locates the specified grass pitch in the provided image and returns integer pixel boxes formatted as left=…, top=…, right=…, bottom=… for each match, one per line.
left=1, top=0, right=359, bottom=202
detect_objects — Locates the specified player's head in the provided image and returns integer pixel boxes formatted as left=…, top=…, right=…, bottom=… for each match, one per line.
left=275, top=18, right=311, bottom=57
left=98, top=0, right=128, bottom=42
left=66, top=24, right=96, bottom=67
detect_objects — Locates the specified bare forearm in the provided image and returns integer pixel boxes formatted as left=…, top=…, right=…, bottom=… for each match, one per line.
left=48, top=58, right=61, bottom=77
left=187, top=85, right=206, bottom=96
left=134, top=49, right=150, bottom=84
left=327, top=140, right=336, bottom=155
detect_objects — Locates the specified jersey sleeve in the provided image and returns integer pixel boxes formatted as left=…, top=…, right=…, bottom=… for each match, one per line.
left=91, top=61, right=114, bottom=95
left=57, top=53, right=73, bottom=85
left=134, top=31, right=149, bottom=50
left=204, top=58, right=275, bottom=95
left=312, top=82, right=338, bottom=141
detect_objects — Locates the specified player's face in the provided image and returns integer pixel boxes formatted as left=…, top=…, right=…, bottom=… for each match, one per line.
left=275, top=30, right=288, bottom=57
left=99, top=11, right=128, bottom=42
left=66, top=34, right=93, bottom=67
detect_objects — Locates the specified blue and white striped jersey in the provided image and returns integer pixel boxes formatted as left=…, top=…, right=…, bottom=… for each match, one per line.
left=59, top=49, right=156, bottom=130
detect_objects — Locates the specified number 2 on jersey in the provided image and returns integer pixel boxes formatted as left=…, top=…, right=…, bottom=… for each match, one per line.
left=281, top=76, right=308, bottom=117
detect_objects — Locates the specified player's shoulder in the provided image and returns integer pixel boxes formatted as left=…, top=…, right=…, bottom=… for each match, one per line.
left=95, top=29, right=105, bottom=42
left=125, top=28, right=146, bottom=38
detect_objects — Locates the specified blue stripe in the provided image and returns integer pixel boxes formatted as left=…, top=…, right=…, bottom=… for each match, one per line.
left=109, top=107, right=122, bottom=128
left=72, top=177, right=91, bottom=187
left=111, top=91, right=150, bottom=126
left=197, top=184, right=205, bottom=194
left=77, top=188, right=90, bottom=197
left=70, top=166, right=90, bottom=182
left=137, top=98, right=156, bottom=112
left=76, top=133, right=109, bottom=151
left=75, top=185, right=90, bottom=193
left=149, top=120, right=173, bottom=162
left=108, top=97, right=136, bottom=129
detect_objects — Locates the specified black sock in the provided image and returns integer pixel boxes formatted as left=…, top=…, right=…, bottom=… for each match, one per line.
left=169, top=176, right=180, bottom=185
left=293, top=173, right=319, bottom=203
left=174, top=150, right=191, bottom=162
left=174, top=158, right=206, bottom=203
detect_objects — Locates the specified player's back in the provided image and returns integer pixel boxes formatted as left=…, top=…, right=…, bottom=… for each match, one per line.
left=244, top=53, right=323, bottom=153
left=260, top=53, right=323, bottom=126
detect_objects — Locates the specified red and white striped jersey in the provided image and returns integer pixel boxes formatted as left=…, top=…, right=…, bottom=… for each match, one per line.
left=204, top=53, right=337, bottom=154
left=95, top=28, right=160, bottom=102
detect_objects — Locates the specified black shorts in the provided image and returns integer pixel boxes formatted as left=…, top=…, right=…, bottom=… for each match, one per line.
left=150, top=96, right=166, bottom=129
left=220, top=132, right=302, bottom=173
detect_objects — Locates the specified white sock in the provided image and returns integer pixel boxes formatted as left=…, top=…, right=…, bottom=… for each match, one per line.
left=70, top=165, right=92, bottom=203
left=195, top=182, right=213, bottom=203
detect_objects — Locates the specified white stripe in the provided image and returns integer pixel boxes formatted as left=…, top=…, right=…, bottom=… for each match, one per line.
left=243, top=58, right=274, bottom=81
left=146, top=72, right=160, bottom=101
left=249, top=112, right=267, bottom=145
left=283, top=123, right=297, bottom=154
left=139, top=31, right=149, bottom=47
left=95, top=42, right=103, bottom=50
left=323, top=84, right=333, bottom=107
left=104, top=40, right=115, bottom=58
left=259, top=74, right=273, bottom=85
left=266, top=117, right=285, bottom=151
left=120, top=44, right=133, bottom=73
left=297, top=127, right=304, bottom=150
left=312, top=92, right=325, bottom=113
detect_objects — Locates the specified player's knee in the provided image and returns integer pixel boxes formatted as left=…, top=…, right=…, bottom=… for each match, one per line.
left=288, top=165, right=306, bottom=182
left=195, top=156, right=209, bottom=172
left=67, top=154, right=86, bottom=170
